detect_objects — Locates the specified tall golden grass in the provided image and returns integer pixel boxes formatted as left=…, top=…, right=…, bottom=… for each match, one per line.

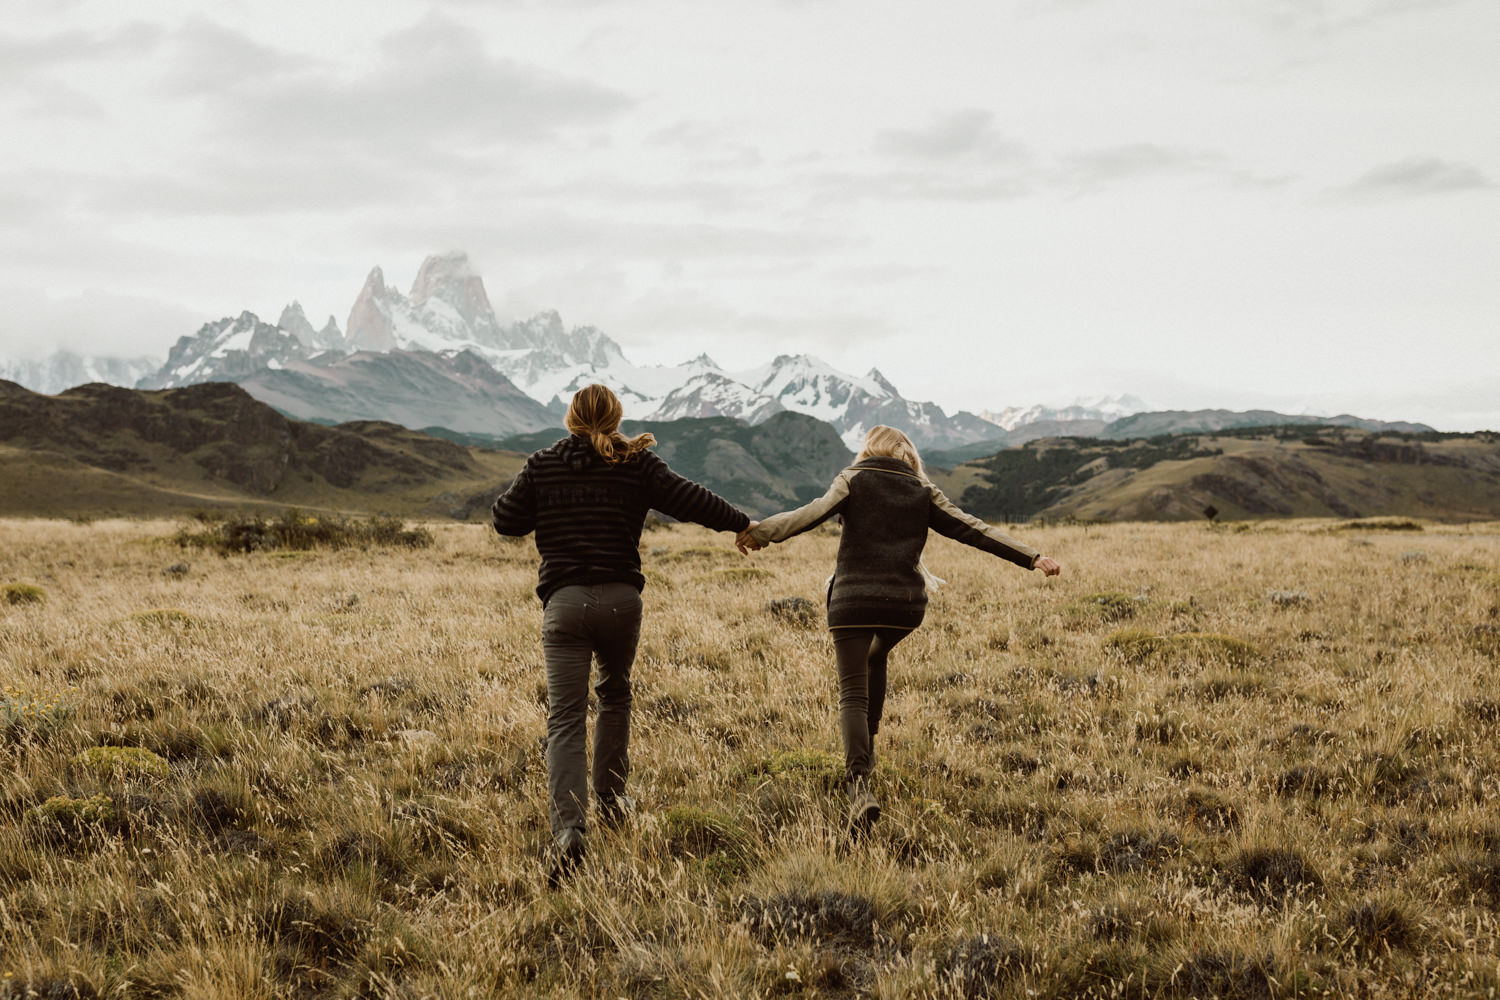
left=1, top=515, right=1499, bottom=998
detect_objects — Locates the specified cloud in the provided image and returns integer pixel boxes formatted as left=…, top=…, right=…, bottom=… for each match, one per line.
left=361, top=205, right=855, bottom=264
left=1054, top=143, right=1266, bottom=194
left=806, top=168, right=1034, bottom=205
left=1253, top=0, right=1471, bottom=35
left=0, top=286, right=203, bottom=362
left=196, top=13, right=634, bottom=155
left=1337, top=157, right=1496, bottom=199
left=0, top=21, right=162, bottom=78
left=874, top=109, right=1029, bottom=163
left=159, top=17, right=308, bottom=95
left=0, top=21, right=162, bottom=117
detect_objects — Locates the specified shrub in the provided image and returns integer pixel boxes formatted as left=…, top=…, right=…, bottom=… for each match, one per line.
left=937, top=934, right=1031, bottom=999
left=663, top=806, right=745, bottom=856
left=29, top=793, right=117, bottom=828
left=1107, top=630, right=1258, bottom=669
left=1, top=684, right=78, bottom=744
left=129, top=608, right=202, bottom=629
left=2, top=581, right=46, bottom=605
left=663, top=806, right=751, bottom=882
left=1343, top=898, right=1417, bottom=952
left=741, top=747, right=846, bottom=788
left=1229, top=847, right=1322, bottom=901
left=174, top=509, right=433, bottom=555
left=72, top=745, right=171, bottom=781
left=740, top=889, right=878, bottom=949
left=1063, top=591, right=1144, bottom=627
left=1466, top=624, right=1500, bottom=660
left=1181, top=789, right=1240, bottom=831
left=714, top=566, right=773, bottom=585
left=767, top=595, right=819, bottom=626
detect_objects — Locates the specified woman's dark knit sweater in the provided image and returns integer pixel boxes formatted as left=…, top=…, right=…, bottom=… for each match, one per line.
left=746, top=456, right=1039, bottom=629
left=491, top=434, right=750, bottom=603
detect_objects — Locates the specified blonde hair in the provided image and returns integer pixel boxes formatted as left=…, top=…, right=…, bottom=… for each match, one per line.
left=856, top=425, right=925, bottom=478
left=565, top=384, right=655, bottom=464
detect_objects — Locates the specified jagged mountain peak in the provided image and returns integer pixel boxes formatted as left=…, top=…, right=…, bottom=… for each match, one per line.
left=411, top=251, right=475, bottom=289
left=361, top=266, right=388, bottom=295
left=865, top=368, right=899, bottom=398
left=409, top=252, right=497, bottom=336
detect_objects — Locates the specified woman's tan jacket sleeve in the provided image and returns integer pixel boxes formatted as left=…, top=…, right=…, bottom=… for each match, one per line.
left=747, top=471, right=853, bottom=545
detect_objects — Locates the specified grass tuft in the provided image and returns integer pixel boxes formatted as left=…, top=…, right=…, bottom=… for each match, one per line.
left=662, top=805, right=752, bottom=881
left=937, top=934, right=1032, bottom=999
left=127, top=607, right=202, bottom=629
left=1062, top=590, right=1145, bottom=627
left=1229, top=847, right=1322, bottom=901
left=1108, top=629, right=1259, bottom=668
left=72, top=745, right=171, bottom=781
left=1343, top=898, right=1418, bottom=953
left=741, top=889, right=878, bottom=949
left=2, top=581, right=46, bottom=605
left=28, top=793, right=117, bottom=829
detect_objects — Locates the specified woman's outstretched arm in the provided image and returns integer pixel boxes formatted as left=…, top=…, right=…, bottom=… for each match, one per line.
left=740, top=471, right=853, bottom=551
left=926, top=483, right=1059, bottom=574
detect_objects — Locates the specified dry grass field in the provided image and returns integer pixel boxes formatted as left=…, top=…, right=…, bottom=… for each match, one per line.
left=3, top=514, right=1500, bottom=998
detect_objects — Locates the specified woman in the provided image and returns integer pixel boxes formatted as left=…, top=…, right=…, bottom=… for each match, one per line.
left=492, top=384, right=753, bottom=881
left=737, top=425, right=1060, bottom=835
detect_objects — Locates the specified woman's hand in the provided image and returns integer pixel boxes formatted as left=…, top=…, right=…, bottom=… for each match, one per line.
left=1033, top=555, right=1061, bottom=576
left=736, top=522, right=763, bottom=555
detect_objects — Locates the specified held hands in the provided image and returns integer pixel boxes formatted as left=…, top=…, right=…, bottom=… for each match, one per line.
left=735, top=521, right=763, bottom=555
left=1033, top=555, right=1061, bottom=577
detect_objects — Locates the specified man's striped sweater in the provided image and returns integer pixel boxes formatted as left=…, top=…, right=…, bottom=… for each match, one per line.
left=492, top=434, right=750, bottom=603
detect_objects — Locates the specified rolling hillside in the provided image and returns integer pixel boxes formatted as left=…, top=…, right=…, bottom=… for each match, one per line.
left=0, top=380, right=525, bottom=520
left=938, top=426, right=1500, bottom=523
left=0, top=382, right=850, bottom=521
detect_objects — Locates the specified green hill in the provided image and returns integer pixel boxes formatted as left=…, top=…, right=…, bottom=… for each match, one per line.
left=938, top=425, right=1500, bottom=523
left=0, top=380, right=525, bottom=520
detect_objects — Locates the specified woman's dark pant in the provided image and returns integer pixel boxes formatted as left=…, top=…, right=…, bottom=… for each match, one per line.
left=832, top=627, right=912, bottom=783
left=541, top=582, right=642, bottom=839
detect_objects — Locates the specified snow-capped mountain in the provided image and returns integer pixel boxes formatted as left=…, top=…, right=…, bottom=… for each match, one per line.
left=649, top=372, right=784, bottom=423
left=125, top=251, right=1006, bottom=447
left=981, top=394, right=1149, bottom=431
left=139, top=312, right=312, bottom=390
left=726, top=354, right=999, bottom=449
left=0, top=351, right=159, bottom=397
left=277, top=302, right=343, bottom=353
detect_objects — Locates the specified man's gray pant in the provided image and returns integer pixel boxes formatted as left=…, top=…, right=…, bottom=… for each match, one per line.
left=542, top=582, right=642, bottom=839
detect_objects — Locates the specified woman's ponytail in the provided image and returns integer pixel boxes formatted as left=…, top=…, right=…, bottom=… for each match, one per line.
left=566, top=384, right=655, bottom=465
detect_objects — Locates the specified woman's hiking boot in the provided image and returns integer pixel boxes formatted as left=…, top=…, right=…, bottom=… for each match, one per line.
left=598, top=793, right=636, bottom=830
left=847, top=777, right=880, bottom=839
left=547, top=826, right=586, bottom=888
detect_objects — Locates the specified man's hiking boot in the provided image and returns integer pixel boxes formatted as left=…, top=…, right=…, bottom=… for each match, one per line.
left=547, top=826, right=585, bottom=888
left=847, top=778, right=880, bottom=839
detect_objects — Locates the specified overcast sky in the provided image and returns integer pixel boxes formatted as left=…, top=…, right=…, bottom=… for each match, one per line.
left=2, top=0, right=1496, bottom=429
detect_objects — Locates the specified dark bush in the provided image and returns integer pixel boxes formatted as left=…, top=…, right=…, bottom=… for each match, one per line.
left=938, top=934, right=1032, bottom=999
left=1230, top=847, right=1321, bottom=901
left=741, top=889, right=878, bottom=949
left=175, top=509, right=433, bottom=555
